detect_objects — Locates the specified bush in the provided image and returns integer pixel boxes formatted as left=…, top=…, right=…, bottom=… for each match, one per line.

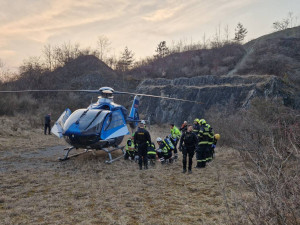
left=205, top=98, right=300, bottom=224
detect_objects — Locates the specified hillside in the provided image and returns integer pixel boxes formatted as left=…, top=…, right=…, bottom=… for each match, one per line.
left=136, top=75, right=297, bottom=124
left=130, top=26, right=300, bottom=84
left=0, top=27, right=299, bottom=119
left=130, top=43, right=245, bottom=78
left=233, top=26, right=300, bottom=85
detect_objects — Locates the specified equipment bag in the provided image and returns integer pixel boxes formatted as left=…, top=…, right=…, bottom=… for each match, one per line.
left=164, top=138, right=175, bottom=150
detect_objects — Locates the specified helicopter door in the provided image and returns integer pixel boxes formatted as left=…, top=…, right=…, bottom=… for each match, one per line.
left=101, top=109, right=129, bottom=140
left=51, top=108, right=72, bottom=138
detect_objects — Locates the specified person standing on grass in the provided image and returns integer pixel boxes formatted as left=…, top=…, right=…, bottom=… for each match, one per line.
left=134, top=120, right=151, bottom=170
left=179, top=125, right=198, bottom=174
left=44, top=113, right=51, bottom=135
left=180, top=121, right=188, bottom=133
left=169, top=123, right=181, bottom=160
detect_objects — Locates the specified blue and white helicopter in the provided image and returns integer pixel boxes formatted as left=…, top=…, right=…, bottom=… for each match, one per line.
left=0, top=87, right=200, bottom=163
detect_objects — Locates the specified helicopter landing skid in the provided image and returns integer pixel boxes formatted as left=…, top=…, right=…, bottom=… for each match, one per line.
left=59, top=147, right=90, bottom=161
left=58, top=146, right=125, bottom=163
left=102, top=146, right=125, bottom=164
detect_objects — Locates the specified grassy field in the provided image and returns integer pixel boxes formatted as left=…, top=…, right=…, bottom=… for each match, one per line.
left=0, top=116, right=244, bottom=225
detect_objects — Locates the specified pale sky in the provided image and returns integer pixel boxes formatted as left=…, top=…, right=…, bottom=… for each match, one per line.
left=0, top=0, right=299, bottom=71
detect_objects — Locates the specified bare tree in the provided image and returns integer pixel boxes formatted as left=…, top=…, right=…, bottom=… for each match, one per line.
left=43, top=44, right=53, bottom=71
left=288, top=11, right=294, bottom=28
left=202, top=33, right=208, bottom=49
left=224, top=25, right=230, bottom=43
left=273, top=12, right=298, bottom=31
left=97, top=35, right=111, bottom=61
left=273, top=19, right=289, bottom=31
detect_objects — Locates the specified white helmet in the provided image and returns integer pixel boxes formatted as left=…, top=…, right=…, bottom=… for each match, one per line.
left=156, top=137, right=162, bottom=142
left=140, top=120, right=146, bottom=124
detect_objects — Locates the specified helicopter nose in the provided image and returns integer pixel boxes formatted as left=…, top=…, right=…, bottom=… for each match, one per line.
left=64, top=123, right=81, bottom=135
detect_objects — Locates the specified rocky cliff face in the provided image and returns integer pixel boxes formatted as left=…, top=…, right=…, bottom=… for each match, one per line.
left=136, top=75, right=297, bottom=124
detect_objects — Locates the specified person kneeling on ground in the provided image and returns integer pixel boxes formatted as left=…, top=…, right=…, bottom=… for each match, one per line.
left=156, top=137, right=173, bottom=164
left=124, top=134, right=137, bottom=161
left=147, top=142, right=157, bottom=165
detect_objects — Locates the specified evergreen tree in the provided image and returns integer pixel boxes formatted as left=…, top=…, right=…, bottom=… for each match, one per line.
left=234, top=23, right=248, bottom=43
left=155, top=41, right=169, bottom=58
left=117, top=46, right=134, bottom=72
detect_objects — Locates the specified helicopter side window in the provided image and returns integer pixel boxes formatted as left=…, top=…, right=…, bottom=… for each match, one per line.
left=104, top=110, right=124, bottom=131
left=103, top=114, right=112, bottom=130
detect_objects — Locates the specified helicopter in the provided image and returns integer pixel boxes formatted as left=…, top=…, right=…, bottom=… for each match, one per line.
left=0, top=86, right=201, bottom=163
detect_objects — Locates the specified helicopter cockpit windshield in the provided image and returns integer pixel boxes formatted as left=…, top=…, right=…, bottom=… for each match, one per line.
left=63, top=109, right=109, bottom=135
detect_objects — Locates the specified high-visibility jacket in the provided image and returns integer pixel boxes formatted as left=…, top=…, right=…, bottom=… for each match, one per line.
left=170, top=126, right=181, bottom=140
left=193, top=123, right=200, bottom=135
left=158, top=142, right=172, bottom=156
left=147, top=142, right=156, bottom=155
left=125, top=138, right=136, bottom=152
left=206, top=124, right=214, bottom=146
left=198, top=124, right=211, bottom=145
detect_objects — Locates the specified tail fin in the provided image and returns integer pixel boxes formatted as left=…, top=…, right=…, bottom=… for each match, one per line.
left=127, top=96, right=140, bottom=129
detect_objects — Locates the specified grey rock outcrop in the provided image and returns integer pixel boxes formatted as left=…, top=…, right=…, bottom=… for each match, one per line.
left=136, top=75, right=297, bottom=124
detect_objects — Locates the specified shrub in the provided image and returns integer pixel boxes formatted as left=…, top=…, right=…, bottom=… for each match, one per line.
left=205, top=98, right=300, bottom=224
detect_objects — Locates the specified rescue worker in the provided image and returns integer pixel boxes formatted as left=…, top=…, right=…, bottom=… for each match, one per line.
left=180, top=121, right=188, bottom=133
left=170, top=123, right=181, bottom=159
left=156, top=137, right=173, bottom=164
left=195, top=119, right=210, bottom=168
left=193, top=118, right=200, bottom=135
left=124, top=134, right=137, bottom=160
left=147, top=142, right=157, bottom=165
left=44, top=113, right=51, bottom=135
left=206, top=124, right=215, bottom=162
left=179, top=124, right=198, bottom=174
left=134, top=120, right=151, bottom=170
left=141, top=120, right=147, bottom=129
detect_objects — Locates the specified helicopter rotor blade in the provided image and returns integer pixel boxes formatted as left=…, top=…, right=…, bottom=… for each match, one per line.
left=0, top=88, right=202, bottom=104
left=114, top=91, right=203, bottom=104
left=0, top=89, right=100, bottom=93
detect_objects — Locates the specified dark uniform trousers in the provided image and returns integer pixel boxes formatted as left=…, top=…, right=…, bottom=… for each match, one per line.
left=44, top=123, right=51, bottom=135
left=44, top=115, right=51, bottom=135
left=138, top=143, right=148, bottom=167
left=134, top=127, right=151, bottom=169
left=182, top=146, right=195, bottom=171
left=196, top=144, right=207, bottom=168
left=170, top=138, right=178, bottom=155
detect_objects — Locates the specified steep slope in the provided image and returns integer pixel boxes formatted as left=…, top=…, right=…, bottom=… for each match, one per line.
left=232, top=26, right=300, bottom=85
left=136, top=75, right=296, bottom=124
left=130, top=43, right=245, bottom=79
left=44, top=55, right=120, bottom=90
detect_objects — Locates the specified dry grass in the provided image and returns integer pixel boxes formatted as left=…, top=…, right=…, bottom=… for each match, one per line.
left=0, top=117, right=245, bottom=225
